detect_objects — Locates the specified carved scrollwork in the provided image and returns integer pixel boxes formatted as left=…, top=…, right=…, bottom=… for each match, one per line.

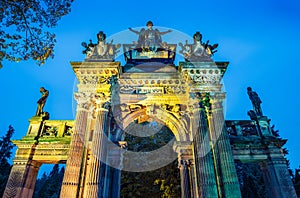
left=42, top=126, right=58, bottom=137
left=179, top=159, right=192, bottom=167
left=120, top=103, right=130, bottom=112
left=98, top=76, right=111, bottom=84
left=157, top=103, right=191, bottom=134
left=164, top=85, right=186, bottom=94
left=181, top=68, right=223, bottom=85
left=63, top=126, right=73, bottom=137
left=190, top=92, right=211, bottom=110
left=120, top=86, right=135, bottom=94
left=81, top=75, right=99, bottom=84
left=164, top=86, right=174, bottom=94
left=119, top=85, right=187, bottom=95
left=91, top=92, right=111, bottom=112
left=129, top=104, right=143, bottom=112
left=191, top=74, right=222, bottom=85
left=74, top=92, right=91, bottom=110
left=80, top=75, right=113, bottom=85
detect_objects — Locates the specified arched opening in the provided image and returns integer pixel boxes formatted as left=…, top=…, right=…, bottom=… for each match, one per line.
left=120, top=121, right=181, bottom=197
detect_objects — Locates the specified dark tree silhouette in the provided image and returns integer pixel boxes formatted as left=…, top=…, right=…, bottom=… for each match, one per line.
left=33, top=164, right=65, bottom=198
left=0, top=125, right=15, bottom=197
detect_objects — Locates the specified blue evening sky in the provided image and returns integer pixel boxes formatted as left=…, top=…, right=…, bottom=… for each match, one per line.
left=0, top=0, right=299, bottom=170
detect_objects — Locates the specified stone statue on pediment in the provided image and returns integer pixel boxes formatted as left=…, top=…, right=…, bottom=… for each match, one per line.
left=82, top=31, right=121, bottom=61
left=179, top=31, right=218, bottom=62
left=129, top=21, right=172, bottom=51
left=247, top=87, right=263, bottom=116
left=36, top=87, right=49, bottom=117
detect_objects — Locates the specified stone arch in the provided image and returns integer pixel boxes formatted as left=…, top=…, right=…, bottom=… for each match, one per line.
left=120, top=107, right=189, bottom=142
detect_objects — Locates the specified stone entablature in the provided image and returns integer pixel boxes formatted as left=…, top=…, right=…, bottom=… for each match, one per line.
left=13, top=120, right=74, bottom=164
left=4, top=26, right=297, bottom=198
left=179, top=61, right=227, bottom=92
left=12, top=118, right=287, bottom=164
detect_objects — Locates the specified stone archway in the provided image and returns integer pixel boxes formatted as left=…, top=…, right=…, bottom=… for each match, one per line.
left=3, top=26, right=296, bottom=197
left=110, top=101, right=198, bottom=198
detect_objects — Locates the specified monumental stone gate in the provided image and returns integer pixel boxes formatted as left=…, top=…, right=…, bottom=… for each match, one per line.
left=3, top=23, right=297, bottom=198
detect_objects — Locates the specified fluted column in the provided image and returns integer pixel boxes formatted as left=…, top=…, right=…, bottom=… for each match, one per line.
left=192, top=101, right=218, bottom=198
left=175, top=142, right=194, bottom=198
left=3, top=159, right=41, bottom=198
left=103, top=141, right=126, bottom=198
left=60, top=92, right=91, bottom=198
left=209, top=96, right=241, bottom=198
left=102, top=120, right=125, bottom=198
left=83, top=93, right=110, bottom=198
left=179, top=160, right=192, bottom=198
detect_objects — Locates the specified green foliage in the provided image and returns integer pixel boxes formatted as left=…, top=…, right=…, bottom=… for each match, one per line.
left=121, top=122, right=181, bottom=197
left=0, top=125, right=15, bottom=197
left=153, top=161, right=181, bottom=198
left=124, top=122, right=173, bottom=152
left=0, top=0, right=74, bottom=68
left=33, top=164, right=65, bottom=198
left=121, top=160, right=180, bottom=198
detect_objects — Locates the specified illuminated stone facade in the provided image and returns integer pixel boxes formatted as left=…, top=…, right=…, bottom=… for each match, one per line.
left=3, top=29, right=297, bottom=198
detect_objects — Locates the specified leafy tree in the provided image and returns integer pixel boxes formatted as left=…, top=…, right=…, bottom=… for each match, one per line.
left=153, top=160, right=181, bottom=198
left=0, top=0, right=74, bottom=68
left=0, top=125, right=15, bottom=197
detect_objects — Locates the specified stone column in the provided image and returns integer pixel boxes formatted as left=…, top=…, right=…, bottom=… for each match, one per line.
left=3, top=159, right=41, bottom=198
left=102, top=148, right=123, bottom=198
left=83, top=93, right=110, bottom=198
left=179, top=160, right=192, bottom=198
left=78, top=113, right=94, bottom=197
left=60, top=92, right=91, bottom=198
left=175, top=142, right=195, bottom=198
left=192, top=102, right=218, bottom=197
left=260, top=155, right=297, bottom=198
left=102, top=140, right=126, bottom=198
left=209, top=96, right=242, bottom=198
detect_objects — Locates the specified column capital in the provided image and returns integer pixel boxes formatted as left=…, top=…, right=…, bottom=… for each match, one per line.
left=179, top=159, right=194, bottom=167
left=174, top=141, right=193, bottom=151
left=91, top=92, right=111, bottom=113
left=74, top=92, right=92, bottom=111
left=174, top=141, right=194, bottom=162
